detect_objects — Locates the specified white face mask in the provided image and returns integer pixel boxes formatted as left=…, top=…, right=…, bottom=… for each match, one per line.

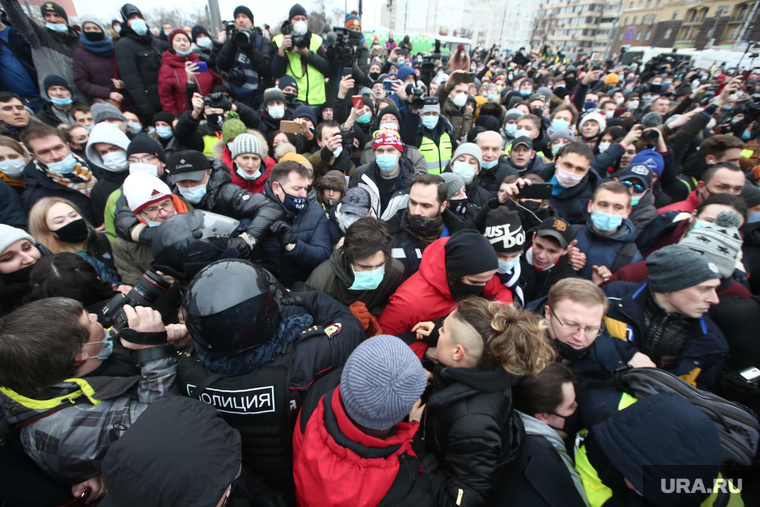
left=598, top=142, right=611, bottom=152
left=379, top=123, right=398, bottom=131
left=268, top=105, right=285, bottom=119
left=515, top=128, right=531, bottom=138
left=129, top=162, right=159, bottom=176
left=555, top=166, right=585, bottom=188
left=452, top=92, right=467, bottom=108
left=0, top=157, right=26, bottom=178
left=102, top=150, right=129, bottom=171
left=293, top=21, right=308, bottom=35
left=627, top=100, right=639, bottom=110
left=236, top=167, right=261, bottom=180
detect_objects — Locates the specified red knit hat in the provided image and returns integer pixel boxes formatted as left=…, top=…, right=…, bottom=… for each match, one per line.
left=373, top=129, right=404, bottom=152
left=169, top=28, right=190, bottom=48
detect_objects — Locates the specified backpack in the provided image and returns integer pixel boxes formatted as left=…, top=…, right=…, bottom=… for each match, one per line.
left=611, top=368, right=759, bottom=465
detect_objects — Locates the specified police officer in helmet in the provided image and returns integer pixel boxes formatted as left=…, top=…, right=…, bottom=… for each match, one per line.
left=176, top=258, right=363, bottom=498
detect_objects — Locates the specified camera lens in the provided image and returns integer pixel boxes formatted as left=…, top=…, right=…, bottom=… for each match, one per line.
left=234, top=30, right=250, bottom=46
left=129, top=271, right=171, bottom=307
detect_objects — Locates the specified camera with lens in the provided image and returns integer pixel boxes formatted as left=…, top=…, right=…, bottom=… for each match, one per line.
left=406, top=81, right=427, bottom=106
left=101, top=271, right=171, bottom=331
left=220, top=69, right=247, bottom=86
left=203, top=92, right=232, bottom=110
left=282, top=23, right=310, bottom=50
left=340, top=127, right=355, bottom=148
left=326, top=27, right=355, bottom=68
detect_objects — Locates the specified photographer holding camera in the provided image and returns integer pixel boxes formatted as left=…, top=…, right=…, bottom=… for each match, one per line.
left=272, top=4, right=330, bottom=106
left=216, top=6, right=275, bottom=109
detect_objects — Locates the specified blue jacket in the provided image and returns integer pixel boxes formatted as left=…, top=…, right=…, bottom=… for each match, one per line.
left=261, top=181, right=331, bottom=287
left=573, top=218, right=643, bottom=279
left=0, top=179, right=28, bottom=229
left=21, top=160, right=98, bottom=226
left=537, top=164, right=602, bottom=225
left=602, top=281, right=728, bottom=391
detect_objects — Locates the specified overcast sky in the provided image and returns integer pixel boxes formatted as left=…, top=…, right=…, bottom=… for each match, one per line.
left=67, top=0, right=381, bottom=31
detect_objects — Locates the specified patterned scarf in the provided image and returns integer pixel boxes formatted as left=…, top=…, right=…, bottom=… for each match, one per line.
left=1, top=121, right=23, bottom=140
left=34, top=153, right=97, bottom=196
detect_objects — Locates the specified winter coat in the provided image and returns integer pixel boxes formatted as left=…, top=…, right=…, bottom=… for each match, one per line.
left=437, top=85, right=473, bottom=142
left=34, top=101, right=74, bottom=127
left=602, top=281, right=729, bottom=391
left=0, top=340, right=177, bottom=483
left=226, top=151, right=275, bottom=194
left=0, top=179, right=27, bottom=229
left=424, top=365, right=524, bottom=507
left=708, top=295, right=760, bottom=371
left=215, top=36, right=275, bottom=108
left=90, top=170, right=129, bottom=228
left=0, top=0, right=84, bottom=102
left=304, top=248, right=405, bottom=315
left=173, top=103, right=260, bottom=155
left=293, top=377, right=437, bottom=507
left=350, top=157, right=417, bottom=220
left=627, top=190, right=658, bottom=235
left=112, top=237, right=153, bottom=285
left=379, top=236, right=513, bottom=337
left=72, top=44, right=119, bottom=102
left=537, top=164, right=602, bottom=225
left=114, top=25, right=169, bottom=119
left=572, top=218, right=643, bottom=279
left=360, top=141, right=428, bottom=176
left=657, top=189, right=700, bottom=215
left=306, top=145, right=356, bottom=179
left=477, top=157, right=519, bottom=193
left=158, top=50, right=222, bottom=115
left=21, top=159, right=98, bottom=226
left=260, top=181, right=331, bottom=287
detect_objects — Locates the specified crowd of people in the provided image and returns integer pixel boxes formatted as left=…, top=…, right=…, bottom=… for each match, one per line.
left=0, top=1, right=759, bottom=506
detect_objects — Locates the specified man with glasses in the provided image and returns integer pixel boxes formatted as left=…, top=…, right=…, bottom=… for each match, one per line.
left=528, top=278, right=655, bottom=385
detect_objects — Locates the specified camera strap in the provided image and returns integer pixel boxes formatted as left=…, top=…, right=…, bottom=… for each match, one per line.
left=119, top=328, right=169, bottom=346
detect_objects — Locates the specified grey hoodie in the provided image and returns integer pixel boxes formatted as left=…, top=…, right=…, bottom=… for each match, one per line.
left=518, top=411, right=590, bottom=507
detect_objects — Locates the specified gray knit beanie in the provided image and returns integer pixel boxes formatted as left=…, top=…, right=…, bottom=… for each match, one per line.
left=0, top=225, right=35, bottom=255
left=646, top=245, right=721, bottom=293
left=91, top=102, right=127, bottom=124
left=340, top=335, right=427, bottom=430
left=262, top=88, right=285, bottom=107
left=678, top=210, right=743, bottom=279
left=231, top=133, right=264, bottom=159
left=439, top=173, right=465, bottom=200
left=504, top=108, right=525, bottom=123
left=452, top=142, right=483, bottom=169
left=419, top=102, right=441, bottom=116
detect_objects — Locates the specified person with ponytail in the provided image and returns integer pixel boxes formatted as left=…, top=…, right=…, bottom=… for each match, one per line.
left=416, top=297, right=555, bottom=507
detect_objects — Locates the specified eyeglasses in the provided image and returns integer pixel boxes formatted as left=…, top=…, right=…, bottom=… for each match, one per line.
left=548, top=307, right=604, bottom=337
left=620, top=179, right=647, bottom=194
left=128, top=155, right=158, bottom=164
left=141, top=200, right=174, bottom=215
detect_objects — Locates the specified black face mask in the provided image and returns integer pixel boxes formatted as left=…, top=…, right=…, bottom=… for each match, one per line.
left=369, top=71, right=380, bottom=81
left=0, top=263, right=35, bottom=284
left=449, top=198, right=468, bottom=217
left=520, top=200, right=542, bottom=212
left=448, top=280, right=486, bottom=301
left=206, top=113, right=223, bottom=129
left=84, top=31, right=106, bottom=41
left=555, top=339, right=591, bottom=361
left=53, top=218, right=89, bottom=244
left=283, top=92, right=297, bottom=106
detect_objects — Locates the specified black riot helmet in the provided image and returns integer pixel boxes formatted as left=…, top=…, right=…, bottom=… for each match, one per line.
left=182, top=259, right=282, bottom=357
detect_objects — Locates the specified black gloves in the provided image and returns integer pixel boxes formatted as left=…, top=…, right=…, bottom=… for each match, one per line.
left=227, top=233, right=255, bottom=259
left=270, top=220, right=295, bottom=248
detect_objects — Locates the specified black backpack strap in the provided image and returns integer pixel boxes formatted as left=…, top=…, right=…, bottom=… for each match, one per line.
left=611, top=242, right=639, bottom=273
left=188, top=373, right=225, bottom=400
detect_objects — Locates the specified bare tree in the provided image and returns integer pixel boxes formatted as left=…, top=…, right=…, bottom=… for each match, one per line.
left=144, top=6, right=209, bottom=30
left=308, top=0, right=344, bottom=34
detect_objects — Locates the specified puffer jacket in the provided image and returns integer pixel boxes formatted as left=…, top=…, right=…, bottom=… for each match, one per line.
left=158, top=50, right=222, bottom=115
left=0, top=0, right=84, bottom=102
left=538, top=164, right=602, bottom=225
left=572, top=218, right=643, bottom=280
left=424, top=365, right=524, bottom=507
left=114, top=24, right=169, bottom=119
left=304, top=248, right=405, bottom=315
left=260, top=181, right=331, bottom=287
left=378, top=236, right=513, bottom=338
left=72, top=44, right=118, bottom=103
left=350, top=156, right=417, bottom=220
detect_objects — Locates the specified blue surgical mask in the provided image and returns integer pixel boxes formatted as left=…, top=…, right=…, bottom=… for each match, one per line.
left=176, top=49, right=192, bottom=56
left=376, top=154, right=398, bottom=172
left=487, top=93, right=497, bottom=101
left=128, top=122, right=142, bottom=133
left=47, top=153, right=78, bottom=174
left=722, top=104, right=732, bottom=111
left=156, top=126, right=173, bottom=139
left=452, top=160, right=476, bottom=183
left=283, top=193, right=307, bottom=214
left=482, top=158, right=498, bottom=170
left=591, top=206, right=623, bottom=232
left=196, top=37, right=212, bottom=49
left=46, top=22, right=68, bottom=32
left=50, top=96, right=73, bottom=107
left=0, top=157, right=26, bottom=178
left=630, top=195, right=641, bottom=206
left=114, top=25, right=122, bottom=34
left=747, top=211, right=760, bottom=223
left=742, top=131, right=752, bottom=140
left=178, top=183, right=207, bottom=204
left=504, top=123, right=517, bottom=137
left=146, top=219, right=162, bottom=227
left=130, top=19, right=148, bottom=36
left=86, top=332, right=113, bottom=360
left=551, top=144, right=564, bottom=156
left=356, top=113, right=371, bottom=124
left=421, top=115, right=439, bottom=130
left=349, top=264, right=385, bottom=290
left=551, top=119, right=569, bottom=131
left=519, top=89, right=531, bottom=96
left=497, top=256, right=520, bottom=274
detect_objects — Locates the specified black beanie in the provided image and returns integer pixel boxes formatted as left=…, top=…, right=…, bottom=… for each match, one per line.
left=289, top=3, right=307, bottom=21
left=475, top=114, right=501, bottom=132
left=233, top=6, right=253, bottom=23
left=127, top=133, right=167, bottom=163
left=111, top=19, right=121, bottom=27
left=42, top=74, right=72, bottom=94
left=191, top=25, right=209, bottom=43
left=377, top=103, right=400, bottom=125
left=40, top=2, right=68, bottom=23
left=120, top=3, right=142, bottom=22
left=445, top=229, right=498, bottom=277
left=484, top=207, right=525, bottom=254
left=153, top=111, right=176, bottom=126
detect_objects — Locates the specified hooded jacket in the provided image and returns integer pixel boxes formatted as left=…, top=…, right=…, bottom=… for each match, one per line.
left=304, top=248, right=405, bottom=315
left=158, top=50, right=222, bottom=115
left=538, top=164, right=602, bottom=225
left=627, top=189, right=658, bottom=235
left=378, top=236, right=513, bottom=338
left=85, top=125, right=131, bottom=222
left=114, top=24, right=169, bottom=118
left=424, top=365, right=523, bottom=507
left=260, top=180, right=331, bottom=287
left=572, top=218, right=643, bottom=279
left=350, top=156, right=417, bottom=220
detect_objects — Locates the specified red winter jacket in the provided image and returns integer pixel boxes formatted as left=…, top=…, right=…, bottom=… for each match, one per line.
left=379, top=237, right=513, bottom=345
left=158, top=50, right=221, bottom=115
left=293, top=385, right=425, bottom=507
left=227, top=148, right=275, bottom=195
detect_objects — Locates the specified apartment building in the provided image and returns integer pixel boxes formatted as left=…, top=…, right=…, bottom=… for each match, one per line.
left=531, top=0, right=623, bottom=56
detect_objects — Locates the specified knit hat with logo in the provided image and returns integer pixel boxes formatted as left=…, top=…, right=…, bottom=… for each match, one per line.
left=678, top=210, right=743, bottom=279
left=123, top=172, right=172, bottom=213
left=373, top=129, right=404, bottom=152
left=484, top=207, right=525, bottom=254
left=646, top=244, right=721, bottom=293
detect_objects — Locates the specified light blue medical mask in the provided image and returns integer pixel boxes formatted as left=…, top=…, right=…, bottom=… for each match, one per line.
left=421, top=115, right=439, bottom=130
left=356, top=113, right=371, bottom=124
left=128, top=122, right=142, bottom=133
left=551, top=144, right=563, bottom=156
left=156, top=126, right=173, bottom=139
left=46, top=22, right=68, bottom=32
left=376, top=154, right=398, bottom=173
left=130, top=19, right=148, bottom=36
left=591, top=206, right=623, bottom=232
left=196, top=37, right=212, bottom=49
left=85, top=332, right=113, bottom=360
left=482, top=158, right=498, bottom=170
left=47, top=153, right=78, bottom=174
left=178, top=183, right=207, bottom=203
left=176, top=49, right=192, bottom=56
left=349, top=264, right=385, bottom=290
left=722, top=104, right=732, bottom=111
left=487, top=93, right=497, bottom=101
left=748, top=211, right=760, bottom=224
left=146, top=219, right=162, bottom=227
left=452, top=160, right=476, bottom=183
left=551, top=119, right=569, bottom=131
left=742, top=131, right=752, bottom=140
left=630, top=195, right=642, bottom=206
left=691, top=219, right=709, bottom=231
left=497, top=256, right=520, bottom=274
left=50, top=96, right=73, bottom=107
left=519, top=89, right=531, bottom=96
left=504, top=123, right=517, bottom=137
